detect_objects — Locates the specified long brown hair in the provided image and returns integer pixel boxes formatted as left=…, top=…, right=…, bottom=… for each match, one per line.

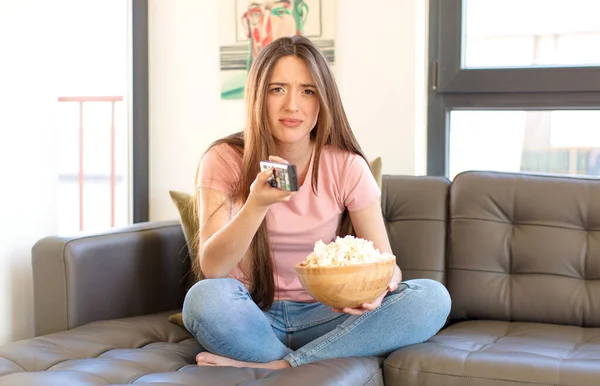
left=193, top=36, right=368, bottom=310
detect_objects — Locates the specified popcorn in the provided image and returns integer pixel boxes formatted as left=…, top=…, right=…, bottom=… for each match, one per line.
left=299, top=236, right=395, bottom=267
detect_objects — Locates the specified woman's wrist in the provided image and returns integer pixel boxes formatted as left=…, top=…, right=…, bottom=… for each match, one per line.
left=242, top=197, right=270, bottom=217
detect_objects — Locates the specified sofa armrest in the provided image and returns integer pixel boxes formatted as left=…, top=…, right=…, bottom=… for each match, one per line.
left=32, top=220, right=190, bottom=337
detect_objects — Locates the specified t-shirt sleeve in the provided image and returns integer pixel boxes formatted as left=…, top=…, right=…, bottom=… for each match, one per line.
left=197, top=144, right=242, bottom=196
left=343, top=154, right=381, bottom=212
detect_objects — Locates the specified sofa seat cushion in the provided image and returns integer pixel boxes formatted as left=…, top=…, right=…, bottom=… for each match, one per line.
left=0, top=311, right=383, bottom=386
left=384, top=320, right=600, bottom=386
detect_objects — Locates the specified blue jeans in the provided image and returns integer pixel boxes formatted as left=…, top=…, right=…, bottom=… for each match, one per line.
left=182, top=277, right=451, bottom=367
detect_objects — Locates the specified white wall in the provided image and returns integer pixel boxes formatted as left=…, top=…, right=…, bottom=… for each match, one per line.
left=337, top=0, right=429, bottom=179
left=0, top=1, right=58, bottom=344
left=148, top=0, right=429, bottom=221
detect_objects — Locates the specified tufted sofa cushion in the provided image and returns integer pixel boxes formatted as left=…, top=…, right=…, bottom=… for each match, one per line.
left=385, top=320, right=600, bottom=385
left=0, top=311, right=384, bottom=385
left=447, top=171, right=600, bottom=326
left=0, top=311, right=199, bottom=385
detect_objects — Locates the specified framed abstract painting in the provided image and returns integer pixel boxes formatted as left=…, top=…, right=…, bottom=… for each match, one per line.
left=218, top=0, right=336, bottom=100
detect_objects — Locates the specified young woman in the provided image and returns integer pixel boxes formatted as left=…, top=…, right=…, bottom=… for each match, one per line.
left=182, top=36, right=451, bottom=369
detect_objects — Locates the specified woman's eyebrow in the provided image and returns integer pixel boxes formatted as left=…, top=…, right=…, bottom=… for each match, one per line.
left=269, top=82, right=317, bottom=88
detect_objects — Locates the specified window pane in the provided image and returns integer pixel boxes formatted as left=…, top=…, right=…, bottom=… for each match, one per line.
left=449, top=110, right=600, bottom=179
left=56, top=0, right=130, bottom=235
left=463, top=0, right=600, bottom=68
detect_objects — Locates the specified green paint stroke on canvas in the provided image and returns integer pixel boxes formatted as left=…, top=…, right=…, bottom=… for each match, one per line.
left=221, top=0, right=311, bottom=100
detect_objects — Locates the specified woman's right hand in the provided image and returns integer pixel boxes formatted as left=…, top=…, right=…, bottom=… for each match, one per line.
left=247, top=169, right=296, bottom=209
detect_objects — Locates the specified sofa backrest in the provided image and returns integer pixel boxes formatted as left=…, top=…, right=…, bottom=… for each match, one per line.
left=382, top=175, right=449, bottom=284
left=447, top=171, right=600, bottom=327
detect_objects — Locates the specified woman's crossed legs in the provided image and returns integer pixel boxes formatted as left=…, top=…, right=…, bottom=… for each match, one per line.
left=182, top=277, right=451, bottom=369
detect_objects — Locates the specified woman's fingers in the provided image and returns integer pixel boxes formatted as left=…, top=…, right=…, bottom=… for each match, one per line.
left=255, top=170, right=296, bottom=197
left=360, top=302, right=378, bottom=311
left=257, top=169, right=274, bottom=182
left=334, top=307, right=366, bottom=315
left=332, top=305, right=374, bottom=315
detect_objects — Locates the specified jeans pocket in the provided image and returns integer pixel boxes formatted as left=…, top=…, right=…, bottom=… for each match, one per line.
left=388, top=281, right=411, bottom=296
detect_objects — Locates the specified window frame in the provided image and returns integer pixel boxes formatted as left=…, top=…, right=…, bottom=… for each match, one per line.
left=132, top=0, right=149, bottom=222
left=428, top=0, right=600, bottom=176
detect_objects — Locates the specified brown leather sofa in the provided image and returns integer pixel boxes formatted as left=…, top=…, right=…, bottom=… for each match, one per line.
left=1, top=170, right=599, bottom=385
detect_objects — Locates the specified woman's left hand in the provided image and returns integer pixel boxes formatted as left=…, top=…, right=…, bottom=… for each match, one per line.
left=333, top=281, right=398, bottom=315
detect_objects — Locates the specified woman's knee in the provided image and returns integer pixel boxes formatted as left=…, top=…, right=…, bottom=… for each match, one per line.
left=182, top=278, right=247, bottom=327
left=406, top=279, right=452, bottom=326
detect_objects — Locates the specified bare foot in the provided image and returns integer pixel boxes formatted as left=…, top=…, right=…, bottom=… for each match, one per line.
left=196, top=352, right=291, bottom=370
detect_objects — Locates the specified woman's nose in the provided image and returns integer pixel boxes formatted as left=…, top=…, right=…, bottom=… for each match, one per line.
left=284, top=93, right=299, bottom=112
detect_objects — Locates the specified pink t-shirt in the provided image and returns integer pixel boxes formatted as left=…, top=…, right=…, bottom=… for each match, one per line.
left=198, top=143, right=380, bottom=302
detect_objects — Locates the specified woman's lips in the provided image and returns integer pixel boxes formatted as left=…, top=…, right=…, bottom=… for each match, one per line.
left=279, top=118, right=303, bottom=128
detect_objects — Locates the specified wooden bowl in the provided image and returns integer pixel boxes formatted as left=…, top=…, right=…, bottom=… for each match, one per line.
left=295, top=258, right=396, bottom=309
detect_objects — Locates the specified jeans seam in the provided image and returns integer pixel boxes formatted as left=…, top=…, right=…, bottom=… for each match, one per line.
left=282, top=301, right=291, bottom=347
left=286, top=314, right=344, bottom=332
left=286, top=285, right=413, bottom=366
left=283, top=301, right=290, bottom=327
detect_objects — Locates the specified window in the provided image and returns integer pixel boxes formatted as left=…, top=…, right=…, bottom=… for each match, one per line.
left=463, top=0, right=600, bottom=68
left=54, top=0, right=148, bottom=234
left=428, top=0, right=600, bottom=178
left=56, top=1, right=130, bottom=234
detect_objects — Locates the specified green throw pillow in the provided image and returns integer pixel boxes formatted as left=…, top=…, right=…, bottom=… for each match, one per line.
left=169, top=190, right=198, bottom=262
left=168, top=190, right=197, bottom=328
left=370, top=156, right=383, bottom=191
